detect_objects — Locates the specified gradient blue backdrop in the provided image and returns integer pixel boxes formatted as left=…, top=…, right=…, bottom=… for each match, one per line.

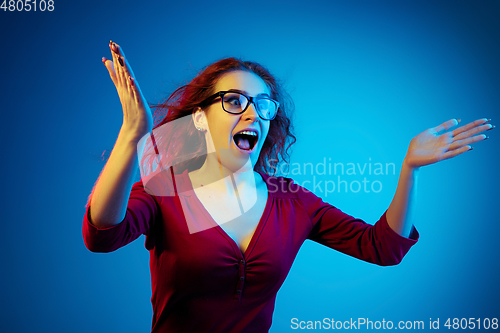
left=1, top=0, right=499, bottom=332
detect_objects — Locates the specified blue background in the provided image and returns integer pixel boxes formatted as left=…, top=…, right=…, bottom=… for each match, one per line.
left=1, top=0, right=499, bottom=332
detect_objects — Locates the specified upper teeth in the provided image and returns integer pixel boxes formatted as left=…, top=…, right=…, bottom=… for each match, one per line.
left=239, top=130, right=257, bottom=136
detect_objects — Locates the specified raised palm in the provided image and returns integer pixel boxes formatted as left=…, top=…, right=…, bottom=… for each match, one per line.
left=103, top=41, right=153, bottom=142
left=404, top=118, right=494, bottom=169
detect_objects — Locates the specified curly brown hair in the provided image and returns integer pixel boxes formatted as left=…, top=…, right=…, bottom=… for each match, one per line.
left=141, top=57, right=296, bottom=176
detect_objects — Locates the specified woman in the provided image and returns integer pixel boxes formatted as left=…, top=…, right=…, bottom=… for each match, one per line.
left=83, top=41, right=494, bottom=332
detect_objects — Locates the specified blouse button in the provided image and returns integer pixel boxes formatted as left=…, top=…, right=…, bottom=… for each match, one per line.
left=240, top=260, right=245, bottom=265
left=236, top=290, right=242, bottom=295
left=240, top=276, right=244, bottom=281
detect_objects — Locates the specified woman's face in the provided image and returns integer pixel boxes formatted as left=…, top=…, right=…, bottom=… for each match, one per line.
left=199, top=70, right=271, bottom=172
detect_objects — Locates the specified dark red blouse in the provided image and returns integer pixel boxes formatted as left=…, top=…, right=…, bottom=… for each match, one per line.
left=83, top=169, right=418, bottom=332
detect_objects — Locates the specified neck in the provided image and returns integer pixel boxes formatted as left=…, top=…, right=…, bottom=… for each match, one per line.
left=191, top=153, right=259, bottom=191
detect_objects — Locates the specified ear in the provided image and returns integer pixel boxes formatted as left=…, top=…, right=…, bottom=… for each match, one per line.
left=192, top=107, right=207, bottom=131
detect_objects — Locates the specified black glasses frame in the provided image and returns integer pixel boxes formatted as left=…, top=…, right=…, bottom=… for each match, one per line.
left=199, top=91, right=279, bottom=120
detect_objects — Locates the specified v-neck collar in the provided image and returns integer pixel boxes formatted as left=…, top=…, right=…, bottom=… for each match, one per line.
left=179, top=169, right=272, bottom=260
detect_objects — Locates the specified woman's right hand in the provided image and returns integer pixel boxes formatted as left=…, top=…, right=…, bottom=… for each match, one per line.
left=102, top=41, right=153, bottom=142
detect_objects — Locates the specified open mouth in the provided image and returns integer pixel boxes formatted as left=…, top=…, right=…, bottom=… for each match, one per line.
left=233, top=130, right=259, bottom=151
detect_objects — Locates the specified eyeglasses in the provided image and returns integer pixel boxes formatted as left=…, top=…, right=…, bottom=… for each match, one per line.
left=199, top=90, right=279, bottom=120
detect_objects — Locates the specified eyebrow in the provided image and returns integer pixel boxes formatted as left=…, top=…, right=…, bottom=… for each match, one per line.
left=227, top=89, right=270, bottom=98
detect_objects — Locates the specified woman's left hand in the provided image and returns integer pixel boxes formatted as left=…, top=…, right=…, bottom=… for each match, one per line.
left=404, top=118, right=494, bottom=169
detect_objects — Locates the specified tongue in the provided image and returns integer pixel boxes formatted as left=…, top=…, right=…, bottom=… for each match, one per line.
left=236, top=136, right=251, bottom=150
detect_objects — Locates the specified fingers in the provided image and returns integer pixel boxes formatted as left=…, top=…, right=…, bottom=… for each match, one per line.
left=452, top=118, right=493, bottom=140
left=445, top=117, right=494, bottom=154
left=128, top=76, right=139, bottom=103
left=442, top=145, right=472, bottom=161
left=110, top=41, right=126, bottom=87
left=104, top=41, right=141, bottom=99
left=110, top=42, right=137, bottom=80
left=448, top=133, right=487, bottom=151
left=433, top=118, right=460, bottom=134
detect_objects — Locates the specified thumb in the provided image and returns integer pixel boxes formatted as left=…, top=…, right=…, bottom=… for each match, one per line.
left=102, top=57, right=117, bottom=86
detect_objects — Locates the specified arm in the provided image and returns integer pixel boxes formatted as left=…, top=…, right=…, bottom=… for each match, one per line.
left=89, top=131, right=142, bottom=228
left=386, top=118, right=494, bottom=238
left=89, top=41, right=153, bottom=229
left=386, top=160, right=418, bottom=238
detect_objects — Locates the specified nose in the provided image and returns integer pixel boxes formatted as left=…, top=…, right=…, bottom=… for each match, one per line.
left=243, top=101, right=260, bottom=121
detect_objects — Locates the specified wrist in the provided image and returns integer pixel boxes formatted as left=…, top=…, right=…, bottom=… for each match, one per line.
left=402, top=158, right=420, bottom=174
left=118, top=125, right=150, bottom=145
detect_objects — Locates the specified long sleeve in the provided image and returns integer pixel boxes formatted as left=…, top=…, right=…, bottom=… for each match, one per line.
left=83, top=180, right=160, bottom=253
left=298, top=185, right=419, bottom=266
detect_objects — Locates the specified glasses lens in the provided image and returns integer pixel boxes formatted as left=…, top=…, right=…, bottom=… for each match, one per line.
left=221, top=92, right=278, bottom=120
left=222, top=93, right=248, bottom=113
left=256, top=98, right=276, bottom=119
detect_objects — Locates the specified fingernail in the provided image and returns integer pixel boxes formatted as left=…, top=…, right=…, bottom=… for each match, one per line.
left=469, top=146, right=473, bottom=151
left=487, top=125, right=496, bottom=131
left=486, top=118, right=491, bottom=123
left=457, top=118, right=461, bottom=123
left=102, top=57, right=107, bottom=64
left=118, top=57, right=124, bottom=67
left=485, top=136, right=489, bottom=140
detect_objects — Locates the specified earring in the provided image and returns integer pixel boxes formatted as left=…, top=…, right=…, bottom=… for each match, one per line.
left=196, top=126, right=203, bottom=131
